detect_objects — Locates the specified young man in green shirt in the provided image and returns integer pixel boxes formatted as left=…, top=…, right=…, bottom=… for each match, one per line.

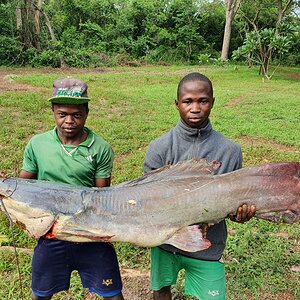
left=20, top=78, right=124, bottom=300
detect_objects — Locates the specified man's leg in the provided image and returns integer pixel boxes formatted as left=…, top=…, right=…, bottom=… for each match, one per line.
left=103, top=292, right=124, bottom=300
left=150, top=247, right=182, bottom=300
left=184, top=258, right=226, bottom=300
left=153, top=286, right=172, bottom=300
left=76, top=243, right=123, bottom=298
left=32, top=295, right=52, bottom=300
left=31, top=239, right=71, bottom=300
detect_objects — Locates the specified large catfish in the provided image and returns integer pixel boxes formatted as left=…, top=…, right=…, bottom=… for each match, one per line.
left=0, top=159, right=299, bottom=252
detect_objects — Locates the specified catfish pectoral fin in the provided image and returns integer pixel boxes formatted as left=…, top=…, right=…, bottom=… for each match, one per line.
left=164, top=225, right=211, bottom=252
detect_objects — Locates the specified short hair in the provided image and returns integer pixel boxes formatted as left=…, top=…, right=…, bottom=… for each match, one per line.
left=51, top=102, right=89, bottom=113
left=177, top=72, right=213, bottom=99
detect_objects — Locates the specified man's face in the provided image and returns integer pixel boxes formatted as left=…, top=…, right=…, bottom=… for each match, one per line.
left=52, top=104, right=88, bottom=141
left=176, top=80, right=214, bottom=128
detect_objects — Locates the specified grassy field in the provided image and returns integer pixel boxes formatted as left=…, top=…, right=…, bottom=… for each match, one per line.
left=0, top=65, right=299, bottom=299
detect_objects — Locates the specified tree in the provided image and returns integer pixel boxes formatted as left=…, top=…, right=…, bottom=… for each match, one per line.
left=232, top=0, right=297, bottom=79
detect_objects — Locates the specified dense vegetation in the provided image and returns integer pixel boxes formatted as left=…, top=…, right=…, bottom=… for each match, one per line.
left=0, top=0, right=299, bottom=70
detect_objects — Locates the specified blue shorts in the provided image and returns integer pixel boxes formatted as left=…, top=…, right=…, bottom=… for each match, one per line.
left=31, top=238, right=123, bottom=297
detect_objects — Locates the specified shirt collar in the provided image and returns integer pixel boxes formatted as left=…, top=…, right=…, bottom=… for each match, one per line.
left=175, top=119, right=212, bottom=141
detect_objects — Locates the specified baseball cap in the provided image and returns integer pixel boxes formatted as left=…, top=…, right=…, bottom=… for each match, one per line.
left=48, top=78, right=91, bottom=104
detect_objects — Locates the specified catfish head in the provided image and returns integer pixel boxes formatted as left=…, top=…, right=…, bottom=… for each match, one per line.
left=0, top=177, right=56, bottom=239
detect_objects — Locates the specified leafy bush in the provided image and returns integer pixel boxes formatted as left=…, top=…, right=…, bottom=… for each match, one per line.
left=79, top=21, right=107, bottom=49
left=0, top=3, right=17, bottom=36
left=146, top=46, right=186, bottom=64
left=30, top=49, right=61, bottom=67
left=112, top=52, right=142, bottom=66
left=275, top=53, right=300, bottom=66
left=0, top=35, right=22, bottom=65
left=274, top=23, right=300, bottom=66
left=20, top=48, right=38, bottom=65
left=198, top=53, right=211, bottom=64
left=62, top=48, right=115, bottom=67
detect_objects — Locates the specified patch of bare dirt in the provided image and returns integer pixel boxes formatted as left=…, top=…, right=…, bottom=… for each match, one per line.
left=0, top=66, right=221, bottom=98
left=284, top=72, right=300, bottom=80
left=0, top=66, right=219, bottom=87
left=243, top=290, right=298, bottom=300
left=0, top=76, right=43, bottom=94
left=121, top=268, right=152, bottom=300
left=225, top=96, right=247, bottom=107
left=0, top=68, right=104, bottom=95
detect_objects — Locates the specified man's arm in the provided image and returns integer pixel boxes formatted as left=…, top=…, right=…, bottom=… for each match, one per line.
left=143, top=142, right=164, bottom=174
left=20, top=170, right=110, bottom=187
left=19, top=170, right=37, bottom=179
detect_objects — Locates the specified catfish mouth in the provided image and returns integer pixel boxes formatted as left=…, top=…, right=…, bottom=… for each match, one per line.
left=44, top=221, right=59, bottom=239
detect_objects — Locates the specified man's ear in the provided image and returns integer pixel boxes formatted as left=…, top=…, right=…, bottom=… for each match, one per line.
left=211, top=97, right=215, bottom=108
left=175, top=99, right=179, bottom=109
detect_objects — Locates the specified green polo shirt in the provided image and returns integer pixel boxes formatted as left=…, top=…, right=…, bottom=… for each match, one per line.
left=21, top=127, right=114, bottom=187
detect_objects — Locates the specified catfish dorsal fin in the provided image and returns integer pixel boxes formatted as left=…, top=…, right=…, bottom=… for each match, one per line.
left=114, top=159, right=221, bottom=188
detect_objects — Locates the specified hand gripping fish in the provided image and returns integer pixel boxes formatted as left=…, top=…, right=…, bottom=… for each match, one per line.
left=0, top=159, right=299, bottom=252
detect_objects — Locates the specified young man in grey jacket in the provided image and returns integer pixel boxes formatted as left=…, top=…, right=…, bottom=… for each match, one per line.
left=143, top=72, right=256, bottom=300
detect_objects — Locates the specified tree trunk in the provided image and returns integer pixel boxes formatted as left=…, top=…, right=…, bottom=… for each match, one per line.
left=33, top=0, right=42, bottom=52
left=277, top=0, right=293, bottom=23
left=221, top=9, right=234, bottom=61
left=16, top=6, right=22, bottom=30
left=30, top=0, right=67, bottom=67
left=221, top=0, right=242, bottom=61
left=20, top=0, right=36, bottom=49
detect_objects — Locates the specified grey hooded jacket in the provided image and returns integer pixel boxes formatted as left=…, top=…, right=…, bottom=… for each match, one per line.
left=143, top=119, right=242, bottom=260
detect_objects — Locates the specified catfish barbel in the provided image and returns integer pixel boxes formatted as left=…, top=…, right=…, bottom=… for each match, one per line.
left=0, top=159, right=299, bottom=252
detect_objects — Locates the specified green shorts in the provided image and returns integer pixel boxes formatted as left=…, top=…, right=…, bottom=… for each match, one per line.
left=150, top=247, right=225, bottom=300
